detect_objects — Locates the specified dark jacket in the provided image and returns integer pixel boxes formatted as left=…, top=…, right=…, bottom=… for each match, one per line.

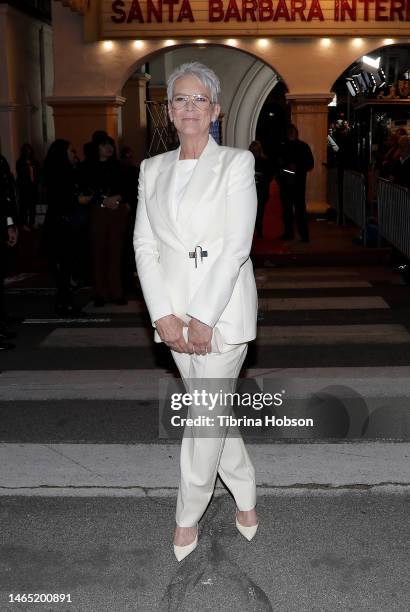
left=277, top=139, right=314, bottom=190
left=121, top=163, right=140, bottom=213
left=79, top=158, right=127, bottom=207
left=16, top=157, right=40, bottom=195
left=42, top=164, right=81, bottom=259
left=44, top=165, right=80, bottom=220
left=254, top=157, right=274, bottom=204
left=0, top=155, right=17, bottom=241
left=392, top=157, right=410, bottom=189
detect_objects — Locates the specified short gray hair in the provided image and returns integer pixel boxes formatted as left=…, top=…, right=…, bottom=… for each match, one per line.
left=167, top=62, right=221, bottom=104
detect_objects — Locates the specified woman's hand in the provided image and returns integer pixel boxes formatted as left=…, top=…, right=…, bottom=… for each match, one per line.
left=7, top=226, right=18, bottom=248
left=103, top=195, right=121, bottom=209
left=78, top=195, right=93, bottom=206
left=155, top=314, right=192, bottom=353
left=187, top=318, right=212, bottom=355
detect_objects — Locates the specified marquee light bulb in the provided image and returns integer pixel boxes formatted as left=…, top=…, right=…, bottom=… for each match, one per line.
left=103, top=40, right=113, bottom=51
left=320, top=38, right=331, bottom=48
left=352, top=38, right=363, bottom=48
left=258, top=39, right=269, bottom=48
left=134, top=40, right=144, bottom=49
left=383, top=39, right=394, bottom=45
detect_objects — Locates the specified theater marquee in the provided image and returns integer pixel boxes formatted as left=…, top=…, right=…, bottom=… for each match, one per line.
left=89, top=0, right=410, bottom=38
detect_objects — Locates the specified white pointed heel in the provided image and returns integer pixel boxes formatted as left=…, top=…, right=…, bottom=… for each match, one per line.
left=235, top=518, right=259, bottom=541
left=173, top=529, right=198, bottom=562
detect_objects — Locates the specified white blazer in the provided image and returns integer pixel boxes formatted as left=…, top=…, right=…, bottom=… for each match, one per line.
left=133, top=134, right=258, bottom=345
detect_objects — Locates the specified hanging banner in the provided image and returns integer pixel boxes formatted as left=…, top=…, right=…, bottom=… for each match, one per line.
left=92, top=0, right=410, bottom=37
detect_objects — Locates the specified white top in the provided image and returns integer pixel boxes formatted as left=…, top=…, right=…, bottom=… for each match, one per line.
left=172, top=159, right=198, bottom=221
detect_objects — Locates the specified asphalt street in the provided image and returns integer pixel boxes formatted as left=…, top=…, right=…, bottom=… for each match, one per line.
left=1, top=260, right=410, bottom=611
left=1, top=491, right=409, bottom=612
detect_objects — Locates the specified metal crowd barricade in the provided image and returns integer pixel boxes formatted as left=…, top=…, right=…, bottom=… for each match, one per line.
left=377, top=179, right=410, bottom=258
left=343, top=169, right=367, bottom=245
left=325, top=163, right=339, bottom=215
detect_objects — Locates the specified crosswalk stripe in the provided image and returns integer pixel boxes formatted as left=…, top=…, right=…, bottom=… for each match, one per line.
left=3, top=365, right=410, bottom=400
left=80, top=295, right=390, bottom=316
left=255, top=324, right=407, bottom=344
left=4, top=273, right=37, bottom=286
left=23, top=318, right=112, bottom=324
left=39, top=323, right=405, bottom=349
left=6, top=288, right=56, bottom=295
left=253, top=267, right=400, bottom=282
left=82, top=300, right=147, bottom=314
left=256, top=280, right=372, bottom=289
left=260, top=296, right=389, bottom=310
left=254, top=267, right=361, bottom=277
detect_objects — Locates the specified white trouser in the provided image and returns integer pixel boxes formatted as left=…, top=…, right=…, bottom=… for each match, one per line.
left=171, top=340, right=257, bottom=527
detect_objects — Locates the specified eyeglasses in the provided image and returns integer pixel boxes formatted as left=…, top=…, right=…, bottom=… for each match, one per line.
left=171, top=94, right=212, bottom=110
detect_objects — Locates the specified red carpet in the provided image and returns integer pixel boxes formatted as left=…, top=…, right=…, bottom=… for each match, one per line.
left=251, top=180, right=290, bottom=255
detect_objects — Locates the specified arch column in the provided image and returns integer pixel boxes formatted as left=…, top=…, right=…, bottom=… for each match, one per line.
left=0, top=103, right=20, bottom=169
left=226, top=62, right=279, bottom=149
left=121, top=73, right=150, bottom=162
left=286, top=93, right=333, bottom=210
left=46, top=95, right=125, bottom=156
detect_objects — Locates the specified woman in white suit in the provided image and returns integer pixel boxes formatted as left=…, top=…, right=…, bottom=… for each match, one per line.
left=133, top=62, right=259, bottom=561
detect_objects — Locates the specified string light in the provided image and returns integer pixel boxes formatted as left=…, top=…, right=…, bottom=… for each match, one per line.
left=352, top=38, right=363, bottom=48
left=257, top=39, right=269, bottom=48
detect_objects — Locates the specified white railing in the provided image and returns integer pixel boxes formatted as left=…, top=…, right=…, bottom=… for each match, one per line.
left=325, top=163, right=339, bottom=214
left=343, top=170, right=367, bottom=245
left=377, top=178, right=410, bottom=258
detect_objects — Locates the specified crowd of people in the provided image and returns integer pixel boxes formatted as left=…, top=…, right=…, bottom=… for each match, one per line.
left=0, top=132, right=140, bottom=349
left=0, top=154, right=19, bottom=351
left=377, top=128, right=410, bottom=187
left=328, top=119, right=410, bottom=188
left=41, top=131, right=139, bottom=314
left=1, top=121, right=409, bottom=350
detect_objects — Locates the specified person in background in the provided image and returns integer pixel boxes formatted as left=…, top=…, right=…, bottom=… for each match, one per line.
left=249, top=140, right=273, bottom=239
left=0, top=153, right=18, bottom=350
left=120, top=146, right=140, bottom=291
left=276, top=124, right=314, bottom=243
left=16, top=143, right=41, bottom=231
left=380, top=128, right=407, bottom=178
left=83, top=132, right=130, bottom=306
left=43, top=139, right=84, bottom=315
left=391, top=135, right=410, bottom=188
left=120, top=146, right=139, bottom=214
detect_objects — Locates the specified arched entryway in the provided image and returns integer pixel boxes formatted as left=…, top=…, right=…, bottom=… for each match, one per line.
left=49, top=0, right=410, bottom=206
left=119, top=43, right=283, bottom=162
